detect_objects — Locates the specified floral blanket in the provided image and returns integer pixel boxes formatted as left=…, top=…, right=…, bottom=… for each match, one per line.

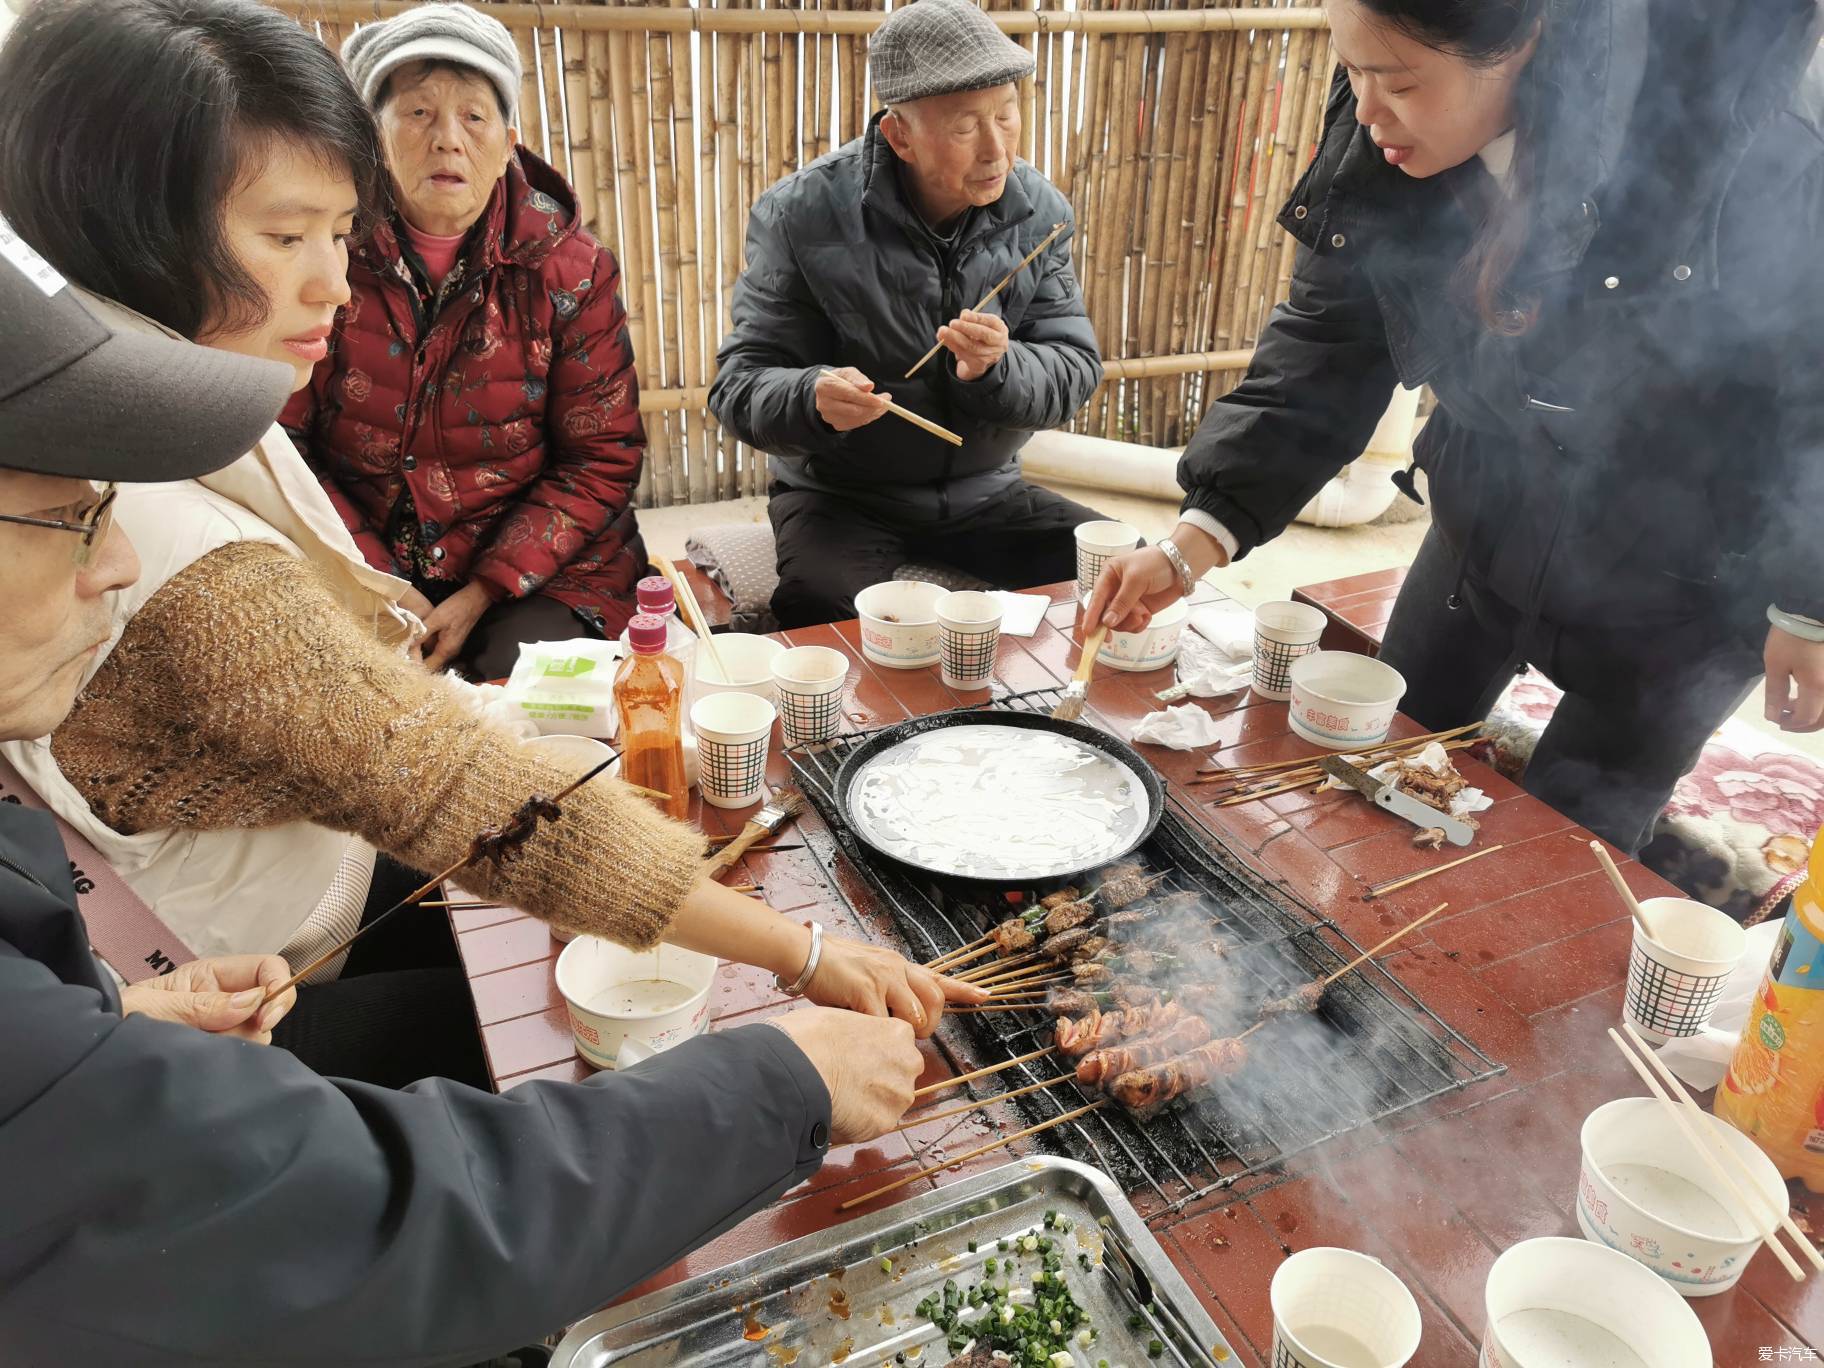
left=1486, top=677, right=1819, bottom=923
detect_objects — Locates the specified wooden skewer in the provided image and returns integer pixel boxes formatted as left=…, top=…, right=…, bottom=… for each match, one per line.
left=651, top=554, right=730, bottom=687
left=817, top=369, right=963, bottom=446
left=911, top=1045, right=1056, bottom=1100
left=415, top=899, right=505, bottom=911
left=1203, top=738, right=1480, bottom=804
left=1620, top=1023, right=1824, bottom=1273
left=949, top=1002, right=1053, bottom=1015
left=1362, top=845, right=1506, bottom=900
left=265, top=753, right=620, bottom=1002
left=988, top=975, right=1071, bottom=997
left=959, top=954, right=1046, bottom=985
left=840, top=1099, right=1107, bottom=1211
left=1589, top=841, right=1660, bottom=941
left=1322, top=902, right=1448, bottom=986
left=1191, top=723, right=1484, bottom=785
left=974, top=960, right=1061, bottom=987
left=1608, top=1027, right=1807, bottom=1282
left=897, top=1072, right=1080, bottom=1132
left=926, top=937, right=995, bottom=971
left=903, top=221, right=1068, bottom=378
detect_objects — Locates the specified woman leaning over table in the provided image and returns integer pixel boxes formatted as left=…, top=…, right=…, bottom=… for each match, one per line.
left=1089, top=0, right=1824, bottom=859
left=283, top=1, right=647, bottom=678
left=0, top=0, right=974, bottom=1089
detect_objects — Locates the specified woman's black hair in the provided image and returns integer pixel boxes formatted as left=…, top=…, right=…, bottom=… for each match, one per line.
left=1354, top=0, right=1547, bottom=333
left=0, top=0, right=389, bottom=340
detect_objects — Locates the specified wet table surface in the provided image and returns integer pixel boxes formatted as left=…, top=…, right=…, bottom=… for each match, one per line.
left=453, top=581, right=1819, bottom=1366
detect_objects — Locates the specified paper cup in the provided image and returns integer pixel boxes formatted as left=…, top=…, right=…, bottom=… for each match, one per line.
left=1287, top=651, right=1408, bottom=749
left=1270, top=1247, right=1421, bottom=1368
left=555, top=934, right=716, bottom=1070
left=691, top=632, right=784, bottom=708
left=855, top=580, right=945, bottom=668
left=936, top=590, right=1003, bottom=692
left=1074, top=520, right=1140, bottom=605
left=1576, top=1096, right=1786, bottom=1295
left=1252, top=600, right=1329, bottom=700
left=771, top=645, right=849, bottom=747
left=1099, top=598, right=1190, bottom=673
left=689, top=692, right=776, bottom=809
left=1479, top=1237, right=1710, bottom=1368
left=1623, top=897, right=1746, bottom=1043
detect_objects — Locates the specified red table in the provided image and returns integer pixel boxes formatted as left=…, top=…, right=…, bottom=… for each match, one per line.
left=452, top=581, right=1820, bottom=1365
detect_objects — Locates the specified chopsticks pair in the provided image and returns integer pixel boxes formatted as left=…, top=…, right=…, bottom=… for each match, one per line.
left=1608, top=1022, right=1823, bottom=1282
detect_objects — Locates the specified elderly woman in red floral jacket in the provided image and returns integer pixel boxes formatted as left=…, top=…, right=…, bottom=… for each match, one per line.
left=284, top=3, right=645, bottom=675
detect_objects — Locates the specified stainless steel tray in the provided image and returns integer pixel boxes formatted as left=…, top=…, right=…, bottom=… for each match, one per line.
left=552, top=1157, right=1236, bottom=1367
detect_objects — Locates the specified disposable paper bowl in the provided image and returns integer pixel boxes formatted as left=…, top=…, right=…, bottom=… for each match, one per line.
left=855, top=580, right=945, bottom=668
left=555, top=935, right=716, bottom=1071
left=1577, top=1096, right=1784, bottom=1295
left=1098, top=599, right=1189, bottom=673
left=692, top=632, right=784, bottom=705
left=1479, top=1236, right=1709, bottom=1368
left=1287, top=651, right=1407, bottom=749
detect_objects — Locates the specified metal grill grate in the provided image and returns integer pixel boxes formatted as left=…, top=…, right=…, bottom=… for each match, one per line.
left=787, top=688, right=1505, bottom=1222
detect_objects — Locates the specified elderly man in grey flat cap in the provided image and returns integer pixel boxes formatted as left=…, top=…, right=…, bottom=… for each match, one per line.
left=710, top=0, right=1106, bottom=630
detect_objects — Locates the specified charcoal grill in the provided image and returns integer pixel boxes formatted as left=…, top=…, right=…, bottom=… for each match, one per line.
left=788, top=686, right=1504, bottom=1222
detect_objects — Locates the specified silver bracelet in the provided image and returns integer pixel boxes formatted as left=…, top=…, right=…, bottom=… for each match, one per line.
left=775, top=920, right=824, bottom=996
left=1768, top=605, right=1824, bottom=643
left=1157, top=537, right=1196, bottom=599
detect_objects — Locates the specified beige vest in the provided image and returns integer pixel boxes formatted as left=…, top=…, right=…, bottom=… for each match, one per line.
left=0, top=292, right=418, bottom=960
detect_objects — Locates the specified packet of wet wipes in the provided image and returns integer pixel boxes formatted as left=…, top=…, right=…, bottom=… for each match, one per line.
left=503, top=639, right=624, bottom=738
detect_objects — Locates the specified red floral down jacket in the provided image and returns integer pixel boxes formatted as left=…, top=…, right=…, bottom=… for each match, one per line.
left=284, top=149, right=646, bottom=634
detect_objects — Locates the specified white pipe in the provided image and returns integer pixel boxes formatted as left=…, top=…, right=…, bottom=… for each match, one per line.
left=1021, top=386, right=1422, bottom=529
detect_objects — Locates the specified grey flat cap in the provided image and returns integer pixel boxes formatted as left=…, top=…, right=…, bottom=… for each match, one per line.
left=342, top=2, right=521, bottom=124
left=870, top=0, right=1035, bottom=106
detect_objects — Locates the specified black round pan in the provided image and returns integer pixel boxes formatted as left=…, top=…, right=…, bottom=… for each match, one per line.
left=832, top=708, right=1166, bottom=885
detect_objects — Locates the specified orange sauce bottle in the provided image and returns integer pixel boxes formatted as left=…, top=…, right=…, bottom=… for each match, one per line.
left=613, top=614, right=688, bottom=820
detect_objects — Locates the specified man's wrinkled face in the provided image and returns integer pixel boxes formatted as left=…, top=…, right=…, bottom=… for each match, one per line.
left=883, top=84, right=1021, bottom=225
left=0, top=471, right=138, bottom=742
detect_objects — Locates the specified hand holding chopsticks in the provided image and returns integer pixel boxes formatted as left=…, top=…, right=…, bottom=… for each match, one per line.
left=816, top=368, right=962, bottom=447
left=1608, top=1023, right=1822, bottom=1281
left=904, top=221, right=1068, bottom=379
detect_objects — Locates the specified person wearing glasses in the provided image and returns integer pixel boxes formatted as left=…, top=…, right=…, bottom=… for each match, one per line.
left=0, top=0, right=971, bottom=1089
left=0, top=253, right=927, bottom=1366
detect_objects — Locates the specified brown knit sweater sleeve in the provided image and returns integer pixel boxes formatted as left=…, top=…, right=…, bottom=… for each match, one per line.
left=51, top=541, right=704, bottom=948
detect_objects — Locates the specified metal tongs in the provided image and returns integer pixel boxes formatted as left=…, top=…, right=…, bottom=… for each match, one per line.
left=1102, top=1229, right=1226, bottom=1367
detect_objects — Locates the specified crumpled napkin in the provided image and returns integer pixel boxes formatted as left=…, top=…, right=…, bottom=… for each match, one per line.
left=991, top=591, right=1052, bottom=638
left=1130, top=703, right=1227, bottom=749
left=1169, top=625, right=1253, bottom=698
left=1188, top=603, right=1256, bottom=661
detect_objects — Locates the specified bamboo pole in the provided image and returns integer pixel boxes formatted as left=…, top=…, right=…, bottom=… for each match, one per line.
left=662, top=0, right=710, bottom=507
left=271, top=1, right=1332, bottom=35
left=585, top=33, right=621, bottom=255
left=1138, top=15, right=1190, bottom=443
left=779, top=0, right=800, bottom=178
left=623, top=6, right=670, bottom=505
left=1104, top=33, right=1148, bottom=438
left=1173, top=24, right=1239, bottom=428
left=1047, top=27, right=1067, bottom=189
left=564, top=27, right=599, bottom=238
left=512, top=25, right=546, bottom=159
left=714, top=28, right=742, bottom=500
left=606, top=22, right=654, bottom=387
left=742, top=10, right=764, bottom=499
left=541, top=26, right=571, bottom=180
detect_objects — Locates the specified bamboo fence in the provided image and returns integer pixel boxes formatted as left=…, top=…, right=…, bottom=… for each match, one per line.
left=278, top=0, right=1333, bottom=506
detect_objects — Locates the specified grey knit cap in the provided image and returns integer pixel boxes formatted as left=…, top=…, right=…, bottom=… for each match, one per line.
left=869, top=0, right=1035, bottom=107
left=342, top=2, right=521, bottom=124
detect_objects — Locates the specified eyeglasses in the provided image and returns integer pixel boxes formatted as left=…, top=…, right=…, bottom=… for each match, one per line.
left=0, top=483, right=118, bottom=565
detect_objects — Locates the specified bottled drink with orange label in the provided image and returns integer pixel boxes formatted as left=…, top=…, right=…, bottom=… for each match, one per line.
left=613, top=614, right=689, bottom=821
left=1715, top=824, right=1824, bottom=1189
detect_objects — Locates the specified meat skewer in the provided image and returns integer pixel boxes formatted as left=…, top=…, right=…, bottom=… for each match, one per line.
left=1076, top=1012, right=1213, bottom=1086
left=1054, top=1001, right=1185, bottom=1058
left=1252, top=901, right=1449, bottom=1021
left=1108, top=1028, right=1260, bottom=1109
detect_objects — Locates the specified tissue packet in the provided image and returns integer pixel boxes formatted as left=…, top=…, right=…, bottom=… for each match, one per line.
left=503, top=639, right=624, bottom=738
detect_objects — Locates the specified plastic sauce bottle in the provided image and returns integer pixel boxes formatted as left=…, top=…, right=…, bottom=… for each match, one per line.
left=618, top=575, right=697, bottom=686
left=1715, top=824, right=1824, bottom=1189
left=613, top=614, right=688, bottom=820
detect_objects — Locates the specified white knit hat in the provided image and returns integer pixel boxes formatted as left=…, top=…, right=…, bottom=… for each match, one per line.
left=342, top=2, right=521, bottom=125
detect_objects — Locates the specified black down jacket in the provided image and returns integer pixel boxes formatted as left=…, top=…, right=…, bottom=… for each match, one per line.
left=710, top=111, right=1102, bottom=524
left=1178, top=0, right=1824, bottom=626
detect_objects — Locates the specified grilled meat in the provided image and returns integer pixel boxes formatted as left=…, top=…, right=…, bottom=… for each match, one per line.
left=1071, top=961, right=1113, bottom=986
left=1077, top=1013, right=1213, bottom=1086
left=1259, top=979, right=1326, bottom=1018
left=1054, top=1001, right=1184, bottom=1058
left=1043, top=898, right=1097, bottom=936
left=1041, top=926, right=1097, bottom=960
left=1038, top=886, right=1083, bottom=911
left=991, top=917, right=1037, bottom=956
left=1109, top=1036, right=1250, bottom=1108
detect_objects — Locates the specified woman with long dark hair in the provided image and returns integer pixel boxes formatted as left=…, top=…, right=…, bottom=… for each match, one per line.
left=0, top=0, right=965, bottom=1091
left=1090, top=0, right=1824, bottom=857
